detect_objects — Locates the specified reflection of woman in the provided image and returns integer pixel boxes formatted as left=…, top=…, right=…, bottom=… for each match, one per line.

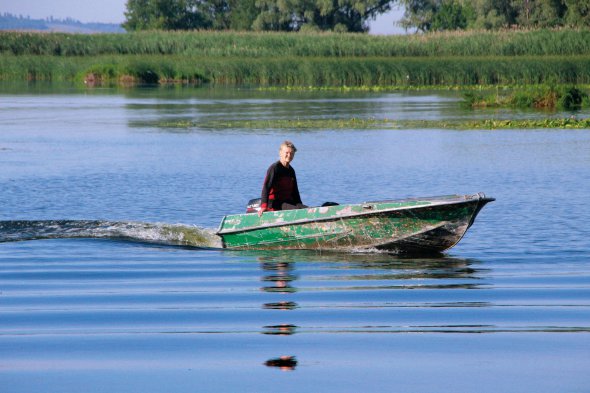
left=258, top=141, right=307, bottom=216
left=260, top=259, right=297, bottom=294
left=265, top=356, right=298, bottom=371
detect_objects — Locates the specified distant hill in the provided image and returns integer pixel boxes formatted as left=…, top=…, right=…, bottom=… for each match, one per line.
left=0, top=13, right=124, bottom=33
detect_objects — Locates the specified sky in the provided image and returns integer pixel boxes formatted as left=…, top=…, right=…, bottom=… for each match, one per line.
left=0, top=0, right=406, bottom=34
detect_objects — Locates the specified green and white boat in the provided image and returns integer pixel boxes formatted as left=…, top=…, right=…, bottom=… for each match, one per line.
left=216, top=193, right=494, bottom=253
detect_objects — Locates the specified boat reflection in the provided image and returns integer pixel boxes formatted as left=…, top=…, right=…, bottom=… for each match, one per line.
left=249, top=250, right=489, bottom=343
left=250, top=251, right=491, bottom=371
left=241, top=249, right=486, bottom=283
left=237, top=248, right=480, bottom=264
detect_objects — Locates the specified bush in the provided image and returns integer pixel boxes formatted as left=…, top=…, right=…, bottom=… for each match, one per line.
left=558, top=86, right=588, bottom=110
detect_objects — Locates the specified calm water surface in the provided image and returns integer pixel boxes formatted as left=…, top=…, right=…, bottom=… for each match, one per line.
left=1, top=83, right=589, bottom=393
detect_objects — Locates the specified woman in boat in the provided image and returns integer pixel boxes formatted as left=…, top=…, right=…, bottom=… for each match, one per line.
left=258, top=140, right=307, bottom=216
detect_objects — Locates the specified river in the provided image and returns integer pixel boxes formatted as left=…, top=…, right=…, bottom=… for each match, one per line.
left=1, top=82, right=589, bottom=392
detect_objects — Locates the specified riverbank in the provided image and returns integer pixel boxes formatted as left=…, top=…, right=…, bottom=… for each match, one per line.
left=2, top=29, right=590, bottom=87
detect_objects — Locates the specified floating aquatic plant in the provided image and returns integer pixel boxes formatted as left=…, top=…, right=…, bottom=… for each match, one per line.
left=139, top=117, right=590, bottom=130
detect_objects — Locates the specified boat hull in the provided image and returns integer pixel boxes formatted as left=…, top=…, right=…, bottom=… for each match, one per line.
left=216, top=193, right=494, bottom=253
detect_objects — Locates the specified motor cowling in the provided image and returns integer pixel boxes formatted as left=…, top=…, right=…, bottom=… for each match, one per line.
left=246, top=198, right=262, bottom=213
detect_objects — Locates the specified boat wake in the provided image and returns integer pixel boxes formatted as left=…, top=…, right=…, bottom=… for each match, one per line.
left=0, top=220, right=222, bottom=248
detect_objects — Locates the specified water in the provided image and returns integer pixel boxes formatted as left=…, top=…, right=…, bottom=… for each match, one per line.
left=1, top=82, right=589, bottom=392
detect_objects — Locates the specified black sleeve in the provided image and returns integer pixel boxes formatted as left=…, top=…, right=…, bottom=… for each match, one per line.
left=292, top=168, right=303, bottom=205
left=260, top=162, right=277, bottom=208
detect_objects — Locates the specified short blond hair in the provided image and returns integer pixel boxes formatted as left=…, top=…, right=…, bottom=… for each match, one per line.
left=280, top=140, right=297, bottom=152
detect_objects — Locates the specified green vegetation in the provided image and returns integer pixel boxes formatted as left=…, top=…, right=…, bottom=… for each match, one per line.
left=2, top=29, right=590, bottom=88
left=3, top=53, right=590, bottom=87
left=138, top=116, right=590, bottom=130
left=400, top=0, right=590, bottom=32
left=464, top=86, right=590, bottom=110
left=3, top=29, right=590, bottom=57
left=122, top=0, right=393, bottom=32
left=119, top=0, right=590, bottom=33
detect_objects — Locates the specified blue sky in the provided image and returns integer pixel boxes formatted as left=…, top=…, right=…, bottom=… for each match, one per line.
left=0, top=0, right=406, bottom=34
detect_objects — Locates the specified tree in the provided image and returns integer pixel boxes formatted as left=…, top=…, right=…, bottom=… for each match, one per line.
left=226, top=0, right=258, bottom=30
left=399, top=0, right=474, bottom=32
left=124, top=0, right=398, bottom=32
left=455, top=0, right=516, bottom=29
left=564, top=0, right=590, bottom=27
left=399, top=0, right=590, bottom=31
left=512, top=0, right=566, bottom=28
left=430, top=1, right=474, bottom=30
left=123, top=0, right=213, bottom=30
left=252, top=0, right=395, bottom=32
left=399, top=0, right=437, bottom=31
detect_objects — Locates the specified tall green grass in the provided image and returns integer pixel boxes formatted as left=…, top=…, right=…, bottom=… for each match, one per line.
left=3, top=29, right=590, bottom=86
left=3, top=54, right=590, bottom=86
left=464, top=86, right=590, bottom=109
left=2, top=29, right=590, bottom=57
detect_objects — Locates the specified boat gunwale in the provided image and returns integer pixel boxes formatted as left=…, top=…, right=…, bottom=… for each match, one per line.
left=216, top=194, right=489, bottom=236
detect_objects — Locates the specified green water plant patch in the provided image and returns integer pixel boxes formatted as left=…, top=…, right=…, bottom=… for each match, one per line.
left=464, top=86, right=590, bottom=110
left=137, top=117, right=590, bottom=130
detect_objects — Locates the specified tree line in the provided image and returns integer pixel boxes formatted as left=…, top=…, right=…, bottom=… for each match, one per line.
left=123, top=0, right=394, bottom=32
left=400, top=0, right=590, bottom=32
left=123, top=0, right=590, bottom=33
left=0, top=13, right=123, bottom=33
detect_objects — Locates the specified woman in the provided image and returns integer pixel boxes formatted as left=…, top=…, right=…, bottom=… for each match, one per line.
left=258, top=141, right=307, bottom=216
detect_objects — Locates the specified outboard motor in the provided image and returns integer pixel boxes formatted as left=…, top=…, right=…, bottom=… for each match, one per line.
left=246, top=198, right=262, bottom=213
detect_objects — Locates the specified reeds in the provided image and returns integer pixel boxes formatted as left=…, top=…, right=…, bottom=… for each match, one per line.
left=3, top=54, right=590, bottom=86
left=2, top=29, right=590, bottom=57
left=464, top=86, right=590, bottom=109
left=2, top=29, right=590, bottom=86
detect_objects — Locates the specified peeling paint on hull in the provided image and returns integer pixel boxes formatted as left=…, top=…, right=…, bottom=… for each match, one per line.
left=216, top=193, right=494, bottom=253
